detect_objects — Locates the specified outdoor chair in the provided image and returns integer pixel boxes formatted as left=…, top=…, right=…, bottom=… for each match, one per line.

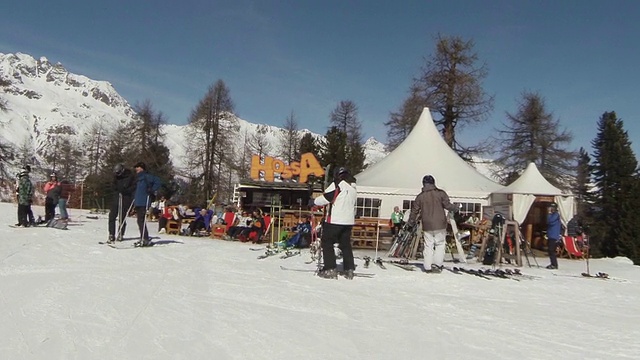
left=562, top=236, right=585, bottom=259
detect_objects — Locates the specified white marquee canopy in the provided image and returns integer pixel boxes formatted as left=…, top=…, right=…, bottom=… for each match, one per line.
left=355, top=108, right=503, bottom=215
left=494, top=162, right=574, bottom=225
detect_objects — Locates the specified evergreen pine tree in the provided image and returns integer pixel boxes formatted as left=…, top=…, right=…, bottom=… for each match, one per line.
left=590, top=111, right=638, bottom=261
left=329, top=100, right=365, bottom=173
left=573, top=147, right=591, bottom=219
left=131, top=100, right=174, bottom=181
left=299, top=133, right=318, bottom=155
left=318, top=126, right=347, bottom=172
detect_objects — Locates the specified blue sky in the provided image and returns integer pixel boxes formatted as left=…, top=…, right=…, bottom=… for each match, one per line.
left=2, top=0, right=639, bottom=158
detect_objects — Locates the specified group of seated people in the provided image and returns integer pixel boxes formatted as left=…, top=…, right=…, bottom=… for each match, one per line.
left=223, top=208, right=270, bottom=243
left=150, top=199, right=317, bottom=247
left=152, top=197, right=217, bottom=236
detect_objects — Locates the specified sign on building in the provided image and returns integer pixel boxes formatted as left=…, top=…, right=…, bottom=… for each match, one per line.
left=250, top=152, right=325, bottom=183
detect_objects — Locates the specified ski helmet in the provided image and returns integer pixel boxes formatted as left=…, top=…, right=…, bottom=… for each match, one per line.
left=422, top=175, right=435, bottom=185
left=334, top=166, right=350, bottom=180
left=18, top=169, right=29, bottom=177
left=549, top=202, right=558, bottom=208
left=113, top=163, right=125, bottom=175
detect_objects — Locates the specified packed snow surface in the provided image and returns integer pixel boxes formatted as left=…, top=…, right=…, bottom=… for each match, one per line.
left=0, top=202, right=638, bottom=360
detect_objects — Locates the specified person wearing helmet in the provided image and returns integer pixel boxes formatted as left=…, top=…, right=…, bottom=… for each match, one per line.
left=107, top=163, right=137, bottom=243
left=14, top=165, right=36, bottom=226
left=133, top=161, right=162, bottom=246
left=15, top=169, right=34, bottom=227
left=43, top=172, right=61, bottom=224
left=546, top=202, right=561, bottom=269
left=406, top=175, right=458, bottom=273
left=313, top=166, right=357, bottom=279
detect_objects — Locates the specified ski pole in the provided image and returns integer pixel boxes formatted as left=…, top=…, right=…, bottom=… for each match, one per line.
left=116, top=198, right=135, bottom=240
left=140, top=195, right=150, bottom=244
left=115, top=194, right=122, bottom=239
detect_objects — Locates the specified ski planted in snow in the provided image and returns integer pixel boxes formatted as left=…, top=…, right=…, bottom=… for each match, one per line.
left=447, top=215, right=466, bottom=263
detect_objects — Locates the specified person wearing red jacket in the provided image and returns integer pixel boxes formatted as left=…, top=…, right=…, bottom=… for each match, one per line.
left=43, top=173, right=61, bottom=223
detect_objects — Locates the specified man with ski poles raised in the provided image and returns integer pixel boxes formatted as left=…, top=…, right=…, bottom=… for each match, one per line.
left=107, top=163, right=136, bottom=244
left=133, top=162, right=161, bottom=247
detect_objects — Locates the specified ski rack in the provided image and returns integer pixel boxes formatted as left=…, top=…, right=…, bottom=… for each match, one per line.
left=447, top=214, right=467, bottom=263
left=496, top=220, right=523, bottom=267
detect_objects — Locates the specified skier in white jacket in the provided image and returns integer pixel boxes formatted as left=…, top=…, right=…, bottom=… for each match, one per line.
left=314, top=167, right=357, bottom=279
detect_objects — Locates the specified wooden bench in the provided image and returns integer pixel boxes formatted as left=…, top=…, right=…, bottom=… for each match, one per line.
left=350, top=218, right=393, bottom=250
left=166, top=219, right=182, bottom=235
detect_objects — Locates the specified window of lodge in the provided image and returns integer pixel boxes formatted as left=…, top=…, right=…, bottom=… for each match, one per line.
left=356, top=197, right=381, bottom=218
left=458, top=202, right=482, bottom=219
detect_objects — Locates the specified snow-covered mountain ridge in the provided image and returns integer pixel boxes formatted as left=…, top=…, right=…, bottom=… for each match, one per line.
left=0, top=52, right=387, bottom=177
left=0, top=52, right=500, bottom=183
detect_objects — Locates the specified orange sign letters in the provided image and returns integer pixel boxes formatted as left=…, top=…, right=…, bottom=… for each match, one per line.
left=250, top=152, right=325, bottom=183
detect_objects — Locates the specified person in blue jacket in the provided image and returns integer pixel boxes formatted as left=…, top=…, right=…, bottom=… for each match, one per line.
left=286, top=214, right=312, bottom=248
left=546, top=202, right=562, bottom=269
left=185, top=207, right=214, bottom=236
left=133, top=162, right=161, bottom=246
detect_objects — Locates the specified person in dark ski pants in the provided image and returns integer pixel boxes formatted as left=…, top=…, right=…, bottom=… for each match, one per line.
left=314, top=167, right=357, bottom=280
left=108, top=163, right=137, bottom=243
left=15, top=168, right=34, bottom=227
left=133, top=162, right=161, bottom=246
left=546, top=202, right=562, bottom=269
left=15, top=165, right=35, bottom=226
left=43, top=173, right=61, bottom=223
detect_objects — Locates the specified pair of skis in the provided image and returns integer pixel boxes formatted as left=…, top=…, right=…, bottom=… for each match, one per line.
left=362, top=256, right=391, bottom=270
left=256, top=248, right=300, bottom=260
left=279, top=266, right=375, bottom=278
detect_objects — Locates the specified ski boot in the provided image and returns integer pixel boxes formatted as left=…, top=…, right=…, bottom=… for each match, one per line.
left=362, top=256, right=371, bottom=268
left=343, top=269, right=355, bottom=280
left=116, top=234, right=123, bottom=242
left=424, top=265, right=442, bottom=274
left=107, top=235, right=115, bottom=244
left=317, top=268, right=338, bottom=279
left=134, top=238, right=152, bottom=247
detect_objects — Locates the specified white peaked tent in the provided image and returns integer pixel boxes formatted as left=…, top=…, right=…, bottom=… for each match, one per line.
left=494, top=162, right=574, bottom=225
left=355, top=108, right=503, bottom=216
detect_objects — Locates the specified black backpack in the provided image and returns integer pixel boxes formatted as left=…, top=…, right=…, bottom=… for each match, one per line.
left=482, top=234, right=497, bottom=265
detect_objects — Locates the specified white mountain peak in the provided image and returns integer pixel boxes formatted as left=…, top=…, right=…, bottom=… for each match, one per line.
left=0, top=52, right=389, bottom=178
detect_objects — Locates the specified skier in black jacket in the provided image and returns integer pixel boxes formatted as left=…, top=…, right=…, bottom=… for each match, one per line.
left=107, top=164, right=136, bottom=243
